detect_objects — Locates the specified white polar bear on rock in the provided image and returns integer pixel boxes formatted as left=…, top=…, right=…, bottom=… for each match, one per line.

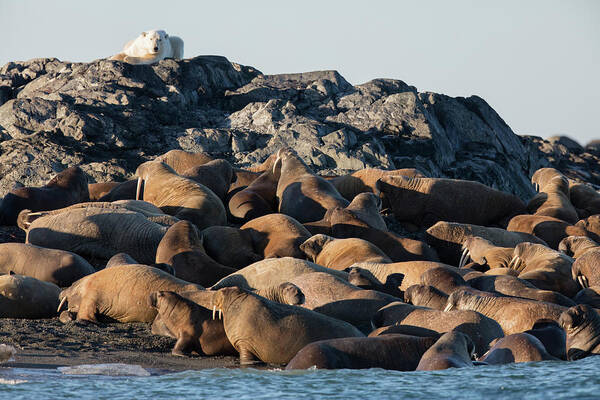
left=110, top=29, right=184, bottom=65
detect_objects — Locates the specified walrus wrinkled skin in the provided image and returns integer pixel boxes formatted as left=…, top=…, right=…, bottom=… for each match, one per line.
left=0, top=166, right=89, bottom=226
left=276, top=148, right=349, bottom=223
left=20, top=201, right=177, bottom=265
left=300, top=234, right=391, bottom=270
left=507, top=214, right=590, bottom=250
left=425, top=221, right=547, bottom=266
left=416, top=330, right=475, bottom=371
left=349, top=261, right=461, bottom=291
left=459, top=237, right=514, bottom=269
left=285, top=334, right=437, bottom=371
left=371, top=301, right=504, bottom=356
left=559, top=304, right=600, bottom=360
left=228, top=157, right=281, bottom=222
left=210, top=257, right=348, bottom=291
left=558, top=235, right=599, bottom=259
left=330, top=167, right=426, bottom=202
left=478, top=333, right=558, bottom=364
left=135, top=161, right=226, bottom=230
left=508, top=242, right=578, bottom=298
left=528, top=168, right=579, bottom=224
left=200, top=226, right=262, bottom=269
left=0, top=243, right=95, bottom=287
left=211, top=286, right=364, bottom=364
left=148, top=291, right=236, bottom=356
left=466, top=274, right=575, bottom=307
left=288, top=271, right=399, bottom=333
left=0, top=273, right=61, bottom=318
left=404, top=285, right=448, bottom=310
left=376, top=176, right=525, bottom=228
left=155, top=221, right=237, bottom=286
left=240, top=213, right=311, bottom=259
left=445, top=288, right=567, bottom=335
left=58, top=265, right=203, bottom=323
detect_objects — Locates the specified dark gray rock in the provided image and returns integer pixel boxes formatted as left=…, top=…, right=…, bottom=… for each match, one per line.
left=0, top=55, right=598, bottom=201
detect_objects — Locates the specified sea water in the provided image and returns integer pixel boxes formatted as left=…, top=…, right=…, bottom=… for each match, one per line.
left=0, top=357, right=598, bottom=400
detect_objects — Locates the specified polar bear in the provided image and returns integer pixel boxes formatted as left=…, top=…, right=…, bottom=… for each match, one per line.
left=110, top=29, right=184, bottom=65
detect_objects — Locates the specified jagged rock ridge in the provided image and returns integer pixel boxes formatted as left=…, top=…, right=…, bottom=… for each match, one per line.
left=0, top=56, right=598, bottom=200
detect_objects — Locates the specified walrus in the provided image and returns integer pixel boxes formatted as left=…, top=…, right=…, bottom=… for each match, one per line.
left=574, top=287, right=600, bottom=308
left=404, top=284, right=448, bottom=310
left=155, top=221, right=237, bottom=286
left=419, top=265, right=469, bottom=294
left=276, top=148, right=349, bottom=223
left=200, top=226, right=262, bottom=269
left=210, top=257, right=348, bottom=291
left=576, top=215, right=600, bottom=243
left=135, top=160, right=226, bottom=230
left=425, top=221, right=547, bottom=266
left=569, top=181, right=600, bottom=218
left=478, top=333, right=558, bottom=364
left=528, top=168, right=579, bottom=224
left=376, top=176, right=525, bottom=228
left=466, top=274, right=576, bottom=307
left=571, top=248, right=600, bottom=289
left=416, top=330, right=475, bottom=371
left=20, top=201, right=177, bottom=265
left=88, top=182, right=120, bottom=201
left=371, top=301, right=503, bottom=356
left=507, top=214, right=590, bottom=250
left=211, top=286, right=364, bottom=364
left=228, top=157, right=281, bottom=222
left=558, top=235, right=599, bottom=259
left=330, top=167, right=427, bottom=201
left=459, top=236, right=514, bottom=269
left=285, top=334, right=437, bottom=371
left=445, top=287, right=567, bottom=335
left=559, top=304, right=600, bottom=360
left=300, top=234, right=391, bottom=270
left=240, top=213, right=311, bottom=259
left=154, top=149, right=214, bottom=174
left=181, top=159, right=235, bottom=202
left=0, top=243, right=95, bottom=287
left=524, top=320, right=567, bottom=360
left=148, top=291, right=236, bottom=356
left=0, top=166, right=89, bottom=226
left=0, top=273, right=61, bottom=318
left=58, top=264, right=204, bottom=323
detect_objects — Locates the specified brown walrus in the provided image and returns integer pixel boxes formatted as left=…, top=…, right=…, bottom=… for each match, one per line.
left=211, top=286, right=364, bottom=364
left=181, top=159, right=235, bottom=203
left=58, top=265, right=204, bottom=323
left=300, top=234, right=391, bottom=270
left=416, top=330, right=475, bottom=371
left=0, top=273, right=61, bottom=319
left=0, top=166, right=89, bottom=226
left=148, top=291, right=236, bottom=356
left=135, top=160, right=226, bottom=230
left=0, top=243, right=95, bottom=287
left=276, top=148, right=348, bottom=223
left=240, top=213, right=311, bottom=259
left=478, top=333, right=558, bottom=364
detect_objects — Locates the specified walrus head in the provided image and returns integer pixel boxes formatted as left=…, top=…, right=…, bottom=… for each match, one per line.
left=299, top=234, right=335, bottom=262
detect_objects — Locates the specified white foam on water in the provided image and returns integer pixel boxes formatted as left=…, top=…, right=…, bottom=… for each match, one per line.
left=57, top=363, right=151, bottom=377
left=0, top=378, right=28, bottom=385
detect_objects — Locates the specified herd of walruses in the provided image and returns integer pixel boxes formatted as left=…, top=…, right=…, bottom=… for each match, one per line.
left=1, top=147, right=600, bottom=370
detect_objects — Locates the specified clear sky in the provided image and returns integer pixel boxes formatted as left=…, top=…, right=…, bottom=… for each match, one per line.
left=2, top=0, right=598, bottom=145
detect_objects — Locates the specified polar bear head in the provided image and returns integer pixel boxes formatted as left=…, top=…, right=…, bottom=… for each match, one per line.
left=139, top=30, right=169, bottom=55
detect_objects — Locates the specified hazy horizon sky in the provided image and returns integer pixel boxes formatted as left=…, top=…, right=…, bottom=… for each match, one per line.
left=2, top=0, right=598, bottom=145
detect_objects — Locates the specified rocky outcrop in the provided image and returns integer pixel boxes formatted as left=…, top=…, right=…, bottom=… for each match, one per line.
left=0, top=56, right=598, bottom=200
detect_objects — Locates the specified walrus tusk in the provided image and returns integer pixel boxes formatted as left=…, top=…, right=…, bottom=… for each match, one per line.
left=533, top=182, right=539, bottom=192
left=443, top=303, right=453, bottom=312
left=508, top=255, right=518, bottom=269
left=57, top=297, right=67, bottom=313
left=577, top=275, right=584, bottom=289
left=26, top=212, right=44, bottom=217
left=218, top=309, right=222, bottom=320
left=583, top=276, right=589, bottom=288
left=212, top=305, right=216, bottom=320
left=459, top=248, right=469, bottom=268
left=136, top=177, right=143, bottom=200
